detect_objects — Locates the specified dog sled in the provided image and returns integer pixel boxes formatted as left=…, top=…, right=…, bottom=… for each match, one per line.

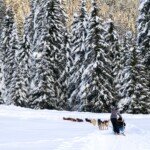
left=62, top=116, right=126, bottom=136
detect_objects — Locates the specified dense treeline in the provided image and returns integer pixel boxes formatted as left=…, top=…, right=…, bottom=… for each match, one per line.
left=0, top=0, right=149, bottom=113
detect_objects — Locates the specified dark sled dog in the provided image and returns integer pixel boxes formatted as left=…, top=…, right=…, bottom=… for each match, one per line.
left=98, top=119, right=109, bottom=130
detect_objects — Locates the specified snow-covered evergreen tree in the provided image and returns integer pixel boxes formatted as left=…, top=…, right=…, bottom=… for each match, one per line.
left=117, top=32, right=136, bottom=111
left=67, top=13, right=79, bottom=100
left=105, top=19, right=119, bottom=61
left=11, top=18, right=31, bottom=107
left=0, top=0, right=6, bottom=104
left=137, top=0, right=150, bottom=61
left=117, top=32, right=150, bottom=113
left=104, top=19, right=121, bottom=103
left=71, top=0, right=114, bottom=112
left=32, top=0, right=46, bottom=48
left=137, top=0, right=150, bottom=88
left=26, top=2, right=34, bottom=44
left=125, top=52, right=150, bottom=114
left=9, top=23, right=20, bottom=105
left=30, top=0, right=67, bottom=109
left=68, top=0, right=89, bottom=109
left=0, top=0, right=6, bottom=35
left=29, top=0, right=49, bottom=108
left=57, top=33, right=72, bottom=110
left=23, top=13, right=34, bottom=76
left=1, top=7, right=18, bottom=104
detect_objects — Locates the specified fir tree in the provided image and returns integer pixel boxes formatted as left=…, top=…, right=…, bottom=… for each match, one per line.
left=0, top=0, right=6, bottom=35
left=24, top=13, right=34, bottom=64
left=127, top=52, right=150, bottom=114
left=8, top=23, right=20, bottom=106
left=30, top=0, right=67, bottom=109
left=58, top=33, right=72, bottom=110
left=105, top=19, right=119, bottom=62
left=117, top=32, right=150, bottom=113
left=117, top=32, right=137, bottom=112
left=72, top=0, right=114, bottom=112
left=11, top=18, right=31, bottom=107
left=32, top=0, right=47, bottom=53
left=67, top=13, right=79, bottom=100
left=137, top=0, right=150, bottom=88
left=68, top=0, right=88, bottom=109
left=104, top=19, right=121, bottom=104
left=26, top=6, right=34, bottom=44
left=1, top=7, right=17, bottom=104
left=137, top=0, right=150, bottom=60
left=29, top=0, right=50, bottom=108
left=0, top=0, right=6, bottom=104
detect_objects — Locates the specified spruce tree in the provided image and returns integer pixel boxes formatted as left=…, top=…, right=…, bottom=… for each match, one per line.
left=68, top=0, right=89, bottom=109
left=117, top=32, right=136, bottom=112
left=11, top=18, right=31, bottom=107
left=105, top=19, right=119, bottom=62
left=30, top=0, right=67, bottom=109
left=137, top=0, right=150, bottom=88
left=73, top=0, right=114, bottom=112
left=1, top=7, right=17, bottom=104
left=137, top=0, right=150, bottom=60
left=0, top=0, right=6, bottom=35
left=29, top=0, right=50, bottom=108
left=0, top=0, right=6, bottom=104
left=117, top=32, right=150, bottom=113
left=58, top=33, right=72, bottom=110
left=26, top=7, right=34, bottom=44
left=24, top=13, right=34, bottom=69
left=67, top=13, right=79, bottom=100
left=127, top=52, right=150, bottom=114
left=9, top=23, right=20, bottom=105
left=104, top=19, right=121, bottom=104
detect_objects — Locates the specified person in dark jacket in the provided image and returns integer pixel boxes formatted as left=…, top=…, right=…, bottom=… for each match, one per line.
left=110, top=106, right=121, bottom=134
left=117, top=116, right=126, bottom=134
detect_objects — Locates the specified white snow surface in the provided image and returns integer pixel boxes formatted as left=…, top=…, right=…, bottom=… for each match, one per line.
left=0, top=105, right=150, bottom=150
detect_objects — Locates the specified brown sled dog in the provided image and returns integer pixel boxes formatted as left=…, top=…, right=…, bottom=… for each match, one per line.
left=63, top=117, right=83, bottom=122
left=98, top=119, right=109, bottom=130
left=85, top=118, right=97, bottom=126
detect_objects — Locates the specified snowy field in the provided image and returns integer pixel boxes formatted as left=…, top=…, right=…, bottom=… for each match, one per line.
left=0, top=105, right=150, bottom=150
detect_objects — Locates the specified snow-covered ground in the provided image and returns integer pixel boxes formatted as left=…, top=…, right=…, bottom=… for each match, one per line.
left=0, top=105, right=150, bottom=150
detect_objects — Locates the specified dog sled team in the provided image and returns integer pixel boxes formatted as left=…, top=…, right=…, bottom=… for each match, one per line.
left=63, top=117, right=110, bottom=130
left=63, top=104, right=126, bottom=135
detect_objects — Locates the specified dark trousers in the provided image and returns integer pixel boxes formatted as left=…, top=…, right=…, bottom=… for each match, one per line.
left=111, top=118, right=119, bottom=133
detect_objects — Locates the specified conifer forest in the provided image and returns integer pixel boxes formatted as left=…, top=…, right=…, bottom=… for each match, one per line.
left=0, top=0, right=149, bottom=114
